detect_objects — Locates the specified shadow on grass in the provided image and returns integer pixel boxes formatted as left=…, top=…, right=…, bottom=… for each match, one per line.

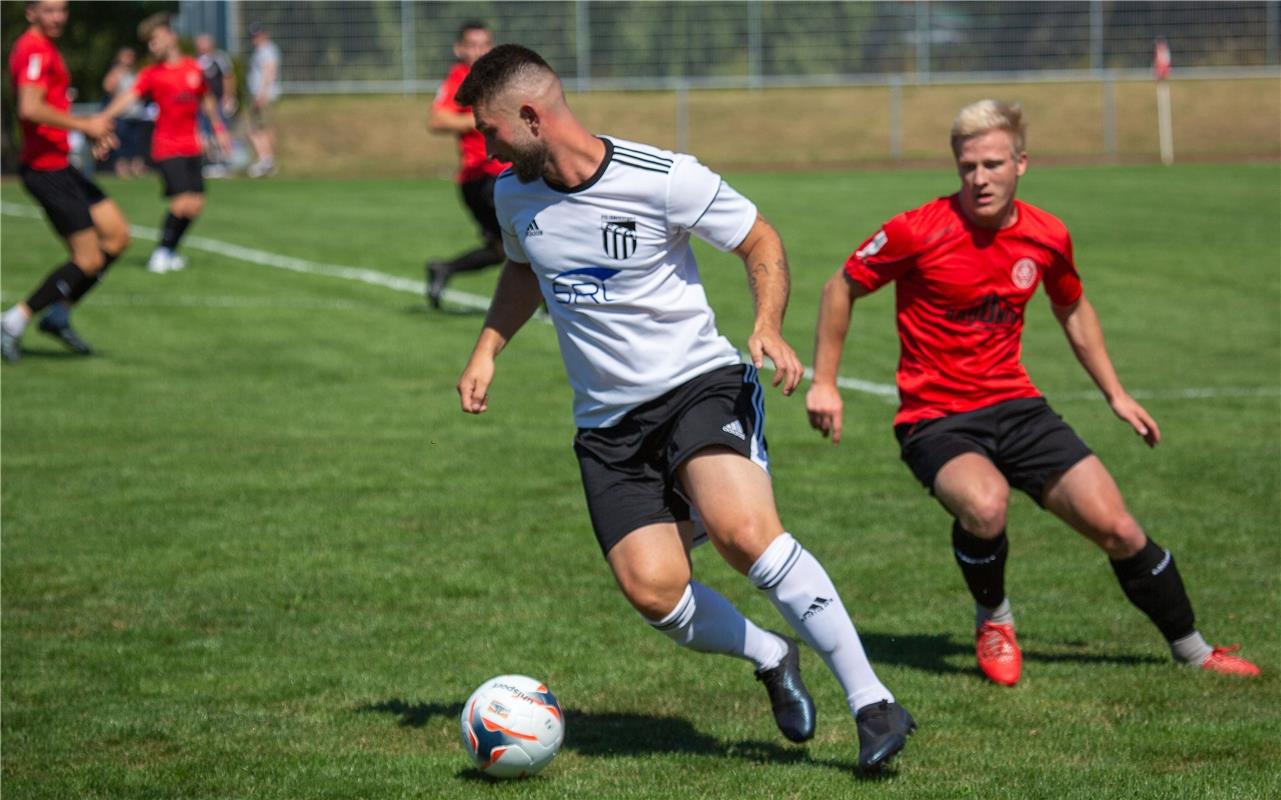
left=359, top=699, right=892, bottom=779
left=861, top=631, right=1166, bottom=677
left=403, top=302, right=485, bottom=317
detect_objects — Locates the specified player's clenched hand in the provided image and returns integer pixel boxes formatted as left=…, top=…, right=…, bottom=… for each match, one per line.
left=748, top=328, right=803, bottom=395
left=1110, top=392, right=1161, bottom=447
left=81, top=114, right=113, bottom=140
left=805, top=382, right=844, bottom=444
left=457, top=356, right=495, bottom=414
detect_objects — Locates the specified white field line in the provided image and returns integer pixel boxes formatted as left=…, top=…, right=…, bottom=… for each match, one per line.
left=4, top=202, right=1277, bottom=403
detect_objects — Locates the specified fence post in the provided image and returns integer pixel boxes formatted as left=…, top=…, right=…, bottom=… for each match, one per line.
left=1103, top=73, right=1116, bottom=158
left=747, top=0, right=762, bottom=89
left=401, top=0, right=415, bottom=95
left=889, top=77, right=903, bottom=160
left=916, top=1, right=930, bottom=82
left=675, top=81, right=690, bottom=154
left=576, top=0, right=592, bottom=90
left=1090, top=0, right=1104, bottom=73
left=1268, top=1, right=1279, bottom=66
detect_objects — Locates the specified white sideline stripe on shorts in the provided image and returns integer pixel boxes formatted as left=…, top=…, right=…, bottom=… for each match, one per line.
left=4, top=201, right=1277, bottom=403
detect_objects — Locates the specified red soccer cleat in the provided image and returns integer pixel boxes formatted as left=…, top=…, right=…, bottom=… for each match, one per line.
left=976, top=621, right=1022, bottom=686
left=1200, top=645, right=1261, bottom=677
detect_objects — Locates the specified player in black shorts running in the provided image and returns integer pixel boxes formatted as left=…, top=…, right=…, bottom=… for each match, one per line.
left=3, top=0, right=130, bottom=362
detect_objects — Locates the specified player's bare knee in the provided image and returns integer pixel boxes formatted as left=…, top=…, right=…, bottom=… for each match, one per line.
left=1097, top=514, right=1146, bottom=559
left=622, top=575, right=687, bottom=621
left=707, top=516, right=778, bottom=566
left=960, top=491, right=1008, bottom=537
left=76, top=249, right=105, bottom=273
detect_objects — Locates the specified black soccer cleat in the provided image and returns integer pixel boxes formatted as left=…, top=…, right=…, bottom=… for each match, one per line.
left=426, top=260, right=451, bottom=309
left=38, top=315, right=93, bottom=355
left=1, top=327, right=21, bottom=363
left=754, top=632, right=816, bottom=743
left=854, top=700, right=915, bottom=772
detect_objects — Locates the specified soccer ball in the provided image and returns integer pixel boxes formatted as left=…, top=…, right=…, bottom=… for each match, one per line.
left=459, top=674, right=564, bottom=778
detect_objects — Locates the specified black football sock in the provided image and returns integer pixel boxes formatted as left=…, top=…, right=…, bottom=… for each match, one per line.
left=952, top=521, right=1009, bottom=616
left=160, top=212, right=193, bottom=251
left=25, top=261, right=91, bottom=314
left=67, top=250, right=120, bottom=304
left=446, top=242, right=505, bottom=274
left=1109, top=537, right=1197, bottom=644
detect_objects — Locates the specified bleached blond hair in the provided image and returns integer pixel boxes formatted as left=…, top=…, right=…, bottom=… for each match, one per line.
left=950, top=99, right=1026, bottom=157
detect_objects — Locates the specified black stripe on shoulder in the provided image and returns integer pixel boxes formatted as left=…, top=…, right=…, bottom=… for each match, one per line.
left=613, top=157, right=670, bottom=175
left=612, top=144, right=674, bottom=166
left=690, top=179, right=724, bottom=228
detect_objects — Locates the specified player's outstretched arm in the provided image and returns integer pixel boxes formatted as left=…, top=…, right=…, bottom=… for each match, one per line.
left=457, top=259, right=542, bottom=415
left=18, top=84, right=112, bottom=139
left=732, top=214, right=804, bottom=395
left=202, top=93, right=233, bottom=154
left=806, top=269, right=869, bottom=445
left=1052, top=295, right=1161, bottom=447
left=428, top=105, right=476, bottom=135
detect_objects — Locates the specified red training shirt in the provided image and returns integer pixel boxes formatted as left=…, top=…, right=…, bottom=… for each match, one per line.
left=433, top=62, right=509, bottom=184
left=843, top=195, right=1084, bottom=426
left=9, top=28, right=71, bottom=170
left=134, top=57, right=206, bottom=160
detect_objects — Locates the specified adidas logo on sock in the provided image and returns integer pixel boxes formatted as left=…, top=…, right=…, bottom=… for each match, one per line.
left=721, top=419, right=746, bottom=440
left=802, top=596, right=833, bottom=620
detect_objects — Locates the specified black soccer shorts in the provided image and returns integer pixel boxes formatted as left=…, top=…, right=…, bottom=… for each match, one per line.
left=156, top=155, right=205, bottom=197
left=894, top=396, right=1093, bottom=507
left=460, top=175, right=502, bottom=245
left=573, top=364, right=769, bottom=555
left=20, top=165, right=108, bottom=237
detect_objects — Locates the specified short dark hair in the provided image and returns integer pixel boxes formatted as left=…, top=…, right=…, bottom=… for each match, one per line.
left=137, top=12, right=171, bottom=41
left=457, top=21, right=489, bottom=41
left=456, top=44, right=554, bottom=108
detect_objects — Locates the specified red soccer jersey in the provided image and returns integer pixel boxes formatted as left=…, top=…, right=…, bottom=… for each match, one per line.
left=8, top=28, right=71, bottom=170
left=433, top=62, right=509, bottom=183
left=844, top=195, right=1084, bottom=426
left=134, top=57, right=205, bottom=160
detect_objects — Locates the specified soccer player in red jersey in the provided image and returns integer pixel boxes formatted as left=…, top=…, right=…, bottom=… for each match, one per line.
left=101, top=14, right=231, bottom=274
left=807, top=100, right=1259, bottom=684
left=423, top=22, right=512, bottom=308
left=1, top=0, right=130, bottom=362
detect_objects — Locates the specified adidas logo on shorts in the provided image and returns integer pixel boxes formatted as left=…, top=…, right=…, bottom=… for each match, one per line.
left=722, top=419, right=746, bottom=440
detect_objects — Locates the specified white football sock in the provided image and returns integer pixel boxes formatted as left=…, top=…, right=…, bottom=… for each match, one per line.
left=2, top=306, right=30, bottom=336
left=749, top=533, right=893, bottom=715
left=646, top=581, right=787, bottom=672
left=977, top=597, right=1015, bottom=628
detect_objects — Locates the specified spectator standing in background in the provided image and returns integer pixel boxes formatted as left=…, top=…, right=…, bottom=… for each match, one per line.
left=195, top=33, right=236, bottom=176
left=102, top=47, right=145, bottom=177
left=245, top=22, right=279, bottom=178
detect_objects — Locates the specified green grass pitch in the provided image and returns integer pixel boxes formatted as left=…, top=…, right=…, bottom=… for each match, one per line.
left=2, top=162, right=1278, bottom=799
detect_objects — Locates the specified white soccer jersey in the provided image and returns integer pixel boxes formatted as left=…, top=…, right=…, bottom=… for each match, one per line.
left=495, top=136, right=758, bottom=428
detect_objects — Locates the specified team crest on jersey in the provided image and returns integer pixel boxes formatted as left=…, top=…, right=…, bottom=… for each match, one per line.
left=187, top=71, right=202, bottom=89
left=552, top=267, right=621, bottom=305
left=1011, top=258, right=1038, bottom=289
left=601, top=215, right=638, bottom=260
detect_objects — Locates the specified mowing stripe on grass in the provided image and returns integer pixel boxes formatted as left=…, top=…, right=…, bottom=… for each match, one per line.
left=4, top=201, right=1276, bottom=403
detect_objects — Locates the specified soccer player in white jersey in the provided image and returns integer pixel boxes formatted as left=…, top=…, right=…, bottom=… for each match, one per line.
left=454, top=45, right=914, bottom=772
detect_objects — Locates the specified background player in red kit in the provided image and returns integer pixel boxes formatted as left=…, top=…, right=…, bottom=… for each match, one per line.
left=423, top=22, right=511, bottom=308
left=1, top=0, right=130, bottom=362
left=806, top=99, right=1259, bottom=684
left=101, top=14, right=231, bottom=274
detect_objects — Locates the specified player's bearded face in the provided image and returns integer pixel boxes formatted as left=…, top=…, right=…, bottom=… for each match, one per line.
left=507, top=137, right=549, bottom=183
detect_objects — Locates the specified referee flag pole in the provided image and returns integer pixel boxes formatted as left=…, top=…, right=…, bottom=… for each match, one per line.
left=1154, top=37, right=1174, bottom=165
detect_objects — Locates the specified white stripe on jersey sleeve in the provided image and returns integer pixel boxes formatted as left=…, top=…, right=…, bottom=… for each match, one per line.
left=667, top=156, right=757, bottom=253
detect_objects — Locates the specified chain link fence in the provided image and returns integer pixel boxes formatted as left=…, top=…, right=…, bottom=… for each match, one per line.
left=175, top=0, right=1280, bottom=93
